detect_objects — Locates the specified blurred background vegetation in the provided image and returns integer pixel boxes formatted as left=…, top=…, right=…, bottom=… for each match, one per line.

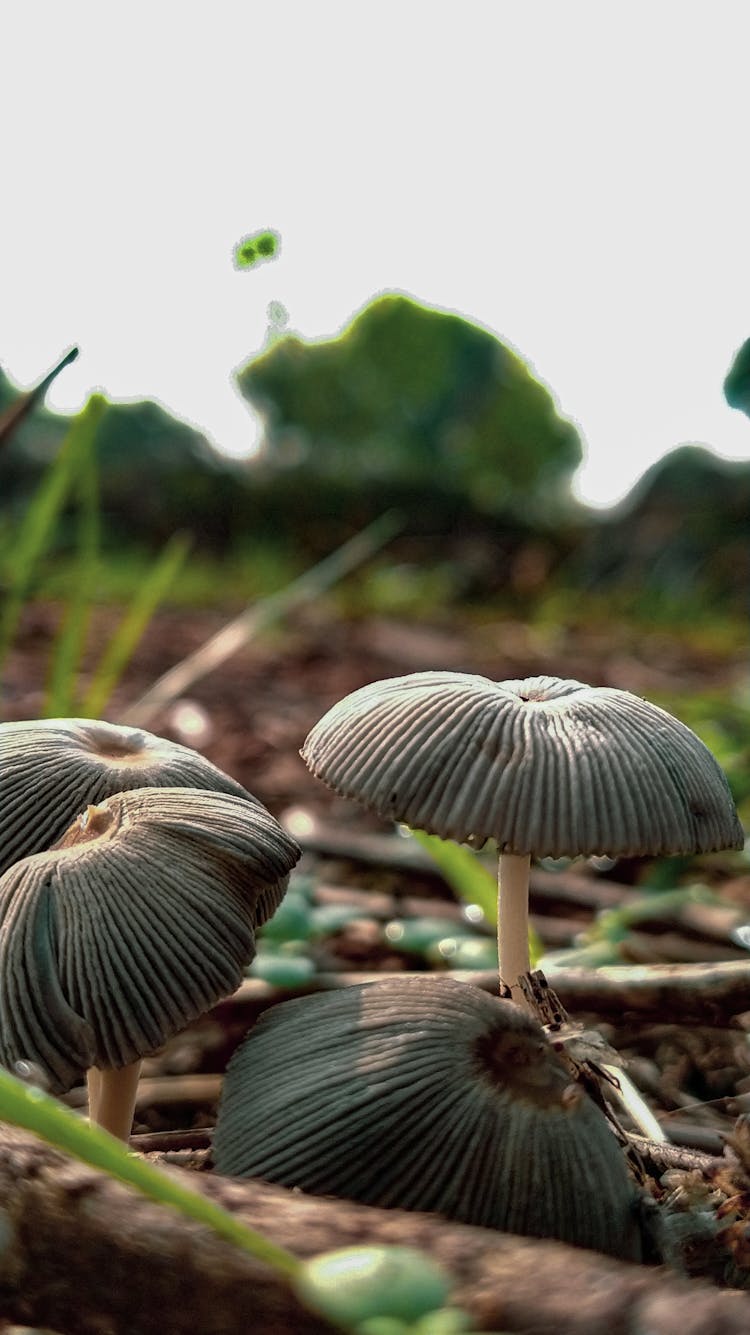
left=1, top=293, right=748, bottom=624
left=1, top=293, right=748, bottom=835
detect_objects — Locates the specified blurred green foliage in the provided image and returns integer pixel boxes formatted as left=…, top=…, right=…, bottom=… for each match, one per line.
left=0, top=392, right=190, bottom=717
left=238, top=293, right=582, bottom=524
left=569, top=445, right=750, bottom=611
left=724, top=336, right=750, bottom=415
left=2, top=298, right=749, bottom=615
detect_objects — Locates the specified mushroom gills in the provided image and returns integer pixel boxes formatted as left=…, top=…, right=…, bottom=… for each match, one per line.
left=0, top=786, right=301, bottom=1139
left=214, top=976, right=643, bottom=1260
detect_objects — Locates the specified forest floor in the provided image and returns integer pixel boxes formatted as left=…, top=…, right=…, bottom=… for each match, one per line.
left=3, top=597, right=750, bottom=1327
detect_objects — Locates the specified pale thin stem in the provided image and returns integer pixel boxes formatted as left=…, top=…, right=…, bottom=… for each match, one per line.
left=87, top=1068, right=102, bottom=1121
left=88, top=1061, right=142, bottom=1141
left=497, top=851, right=532, bottom=1008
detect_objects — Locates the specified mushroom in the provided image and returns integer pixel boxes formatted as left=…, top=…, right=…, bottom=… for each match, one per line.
left=213, top=975, right=644, bottom=1259
left=0, top=717, right=253, bottom=876
left=0, top=787, right=300, bottom=1139
left=301, top=672, right=744, bottom=1002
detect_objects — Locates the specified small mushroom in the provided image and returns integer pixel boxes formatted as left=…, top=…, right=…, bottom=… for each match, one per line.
left=0, top=787, right=300, bottom=1139
left=0, top=717, right=253, bottom=876
left=302, top=672, right=744, bottom=1001
left=213, top=975, right=643, bottom=1259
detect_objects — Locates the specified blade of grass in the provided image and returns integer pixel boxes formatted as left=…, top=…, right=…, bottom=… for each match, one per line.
left=407, top=828, right=544, bottom=965
left=0, top=1068, right=299, bottom=1277
left=45, top=401, right=101, bottom=716
left=0, top=346, right=79, bottom=447
left=0, top=394, right=106, bottom=685
left=79, top=531, right=191, bottom=718
left=408, top=829, right=498, bottom=922
left=122, top=510, right=402, bottom=727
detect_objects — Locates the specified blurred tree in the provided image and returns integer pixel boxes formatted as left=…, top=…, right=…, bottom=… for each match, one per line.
left=0, top=384, right=242, bottom=548
left=236, top=294, right=582, bottom=523
left=570, top=444, right=750, bottom=609
left=724, top=337, right=750, bottom=416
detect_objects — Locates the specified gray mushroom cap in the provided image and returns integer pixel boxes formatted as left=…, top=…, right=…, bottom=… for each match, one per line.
left=0, top=717, right=255, bottom=876
left=302, top=672, right=744, bottom=857
left=213, top=975, right=642, bottom=1259
left=0, top=786, right=301, bottom=1093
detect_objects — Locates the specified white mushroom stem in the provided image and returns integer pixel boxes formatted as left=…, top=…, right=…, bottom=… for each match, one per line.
left=497, top=851, right=532, bottom=1007
left=86, top=1061, right=142, bottom=1141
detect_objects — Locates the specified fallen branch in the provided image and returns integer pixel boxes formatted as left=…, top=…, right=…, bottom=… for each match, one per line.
left=225, top=958, right=750, bottom=1027
left=0, top=1128, right=749, bottom=1335
left=542, top=959, right=750, bottom=1024
left=131, top=1128, right=727, bottom=1179
left=63, top=1072, right=222, bottom=1112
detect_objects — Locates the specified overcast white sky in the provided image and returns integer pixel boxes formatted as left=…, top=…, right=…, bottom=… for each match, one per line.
left=2, top=2, right=749, bottom=506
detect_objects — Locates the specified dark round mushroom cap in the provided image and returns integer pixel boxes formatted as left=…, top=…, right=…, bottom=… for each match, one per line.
left=0, top=787, right=301, bottom=1093
left=302, top=672, right=744, bottom=857
left=213, top=975, right=642, bottom=1259
left=0, top=717, right=255, bottom=876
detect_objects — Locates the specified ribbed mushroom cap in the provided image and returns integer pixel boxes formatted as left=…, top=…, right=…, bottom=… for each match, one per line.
left=0, top=787, right=301, bottom=1094
left=213, top=976, right=642, bottom=1259
left=302, top=672, right=744, bottom=857
left=0, top=717, right=254, bottom=876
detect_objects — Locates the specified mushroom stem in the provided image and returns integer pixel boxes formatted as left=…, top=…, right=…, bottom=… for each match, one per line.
left=497, top=851, right=532, bottom=1007
left=87, top=1061, right=143, bottom=1141
left=86, top=1068, right=101, bottom=1121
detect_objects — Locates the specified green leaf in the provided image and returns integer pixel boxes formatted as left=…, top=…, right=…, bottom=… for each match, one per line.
left=79, top=531, right=190, bottom=717
left=45, top=399, right=102, bottom=715
left=407, top=829, right=543, bottom=966
left=408, top=829, right=497, bottom=922
left=0, top=394, right=106, bottom=683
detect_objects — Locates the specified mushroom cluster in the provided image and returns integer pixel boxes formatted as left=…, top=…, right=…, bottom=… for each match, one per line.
left=0, top=718, right=300, bottom=1138
left=214, top=975, right=643, bottom=1258
left=213, top=669, right=743, bottom=1254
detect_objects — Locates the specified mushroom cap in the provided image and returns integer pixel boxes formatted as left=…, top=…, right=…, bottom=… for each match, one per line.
left=0, top=787, right=301, bottom=1093
left=0, top=717, right=254, bottom=876
left=213, top=975, right=642, bottom=1259
left=302, top=672, right=744, bottom=857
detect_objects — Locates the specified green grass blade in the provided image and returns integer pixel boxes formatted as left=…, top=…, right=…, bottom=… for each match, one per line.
left=0, top=395, right=107, bottom=683
left=0, top=1068, right=299, bottom=1277
left=45, top=404, right=101, bottom=716
left=79, top=531, right=191, bottom=718
left=408, top=829, right=544, bottom=965
left=409, top=829, right=498, bottom=922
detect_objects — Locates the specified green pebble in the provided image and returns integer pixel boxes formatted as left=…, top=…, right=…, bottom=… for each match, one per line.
left=258, top=891, right=313, bottom=943
left=426, top=936, right=498, bottom=969
left=295, top=1246, right=451, bottom=1325
left=247, top=952, right=316, bottom=987
left=385, top=918, right=472, bottom=955
left=308, top=903, right=366, bottom=936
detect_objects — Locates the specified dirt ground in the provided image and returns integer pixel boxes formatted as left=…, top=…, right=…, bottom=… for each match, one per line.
left=4, top=598, right=746, bottom=820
